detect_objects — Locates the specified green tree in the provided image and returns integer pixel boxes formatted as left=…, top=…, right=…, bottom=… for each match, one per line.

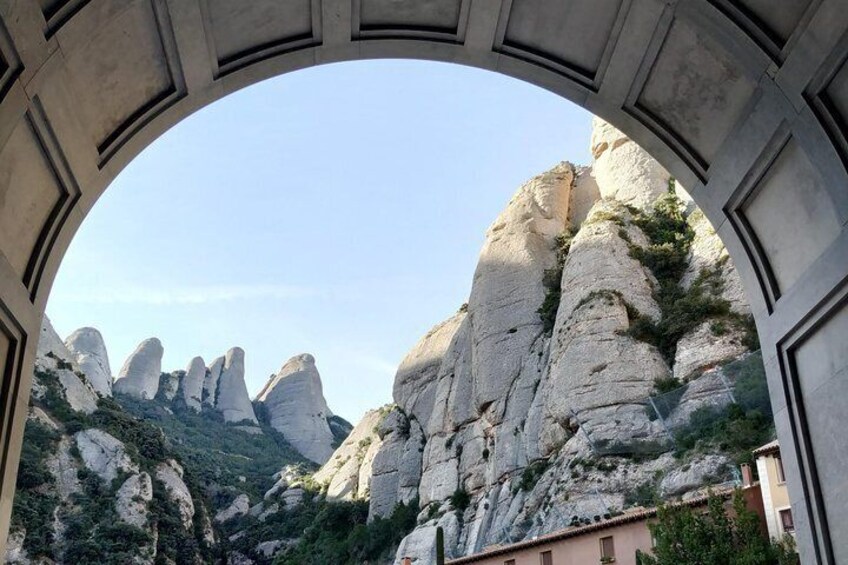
left=636, top=490, right=794, bottom=565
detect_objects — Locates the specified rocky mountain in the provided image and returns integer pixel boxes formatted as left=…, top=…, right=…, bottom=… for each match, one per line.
left=8, top=118, right=773, bottom=565
left=9, top=320, right=354, bottom=564
left=307, top=118, right=769, bottom=564
left=12, top=320, right=217, bottom=564
left=113, top=339, right=261, bottom=429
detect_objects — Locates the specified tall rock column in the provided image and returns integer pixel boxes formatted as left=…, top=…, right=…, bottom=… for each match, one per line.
left=255, top=354, right=335, bottom=464
left=468, top=163, right=573, bottom=414
left=214, top=348, right=258, bottom=424
left=65, top=327, right=113, bottom=396
left=113, top=338, right=163, bottom=400
left=182, top=357, right=206, bottom=411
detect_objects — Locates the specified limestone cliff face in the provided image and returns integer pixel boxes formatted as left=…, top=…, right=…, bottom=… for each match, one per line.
left=113, top=338, right=163, bottom=400
left=348, top=120, right=757, bottom=564
left=255, top=354, right=335, bottom=464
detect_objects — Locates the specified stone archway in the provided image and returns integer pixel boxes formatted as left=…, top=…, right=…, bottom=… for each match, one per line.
left=0, top=1, right=845, bottom=561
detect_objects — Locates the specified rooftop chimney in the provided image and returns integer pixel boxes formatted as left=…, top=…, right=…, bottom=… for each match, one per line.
left=741, top=463, right=754, bottom=487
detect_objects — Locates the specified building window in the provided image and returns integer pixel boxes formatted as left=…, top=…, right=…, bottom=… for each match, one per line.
left=775, top=455, right=786, bottom=483
left=505, top=560, right=515, bottom=565
left=540, top=551, right=553, bottom=565
left=600, top=535, right=616, bottom=562
left=780, top=509, right=795, bottom=533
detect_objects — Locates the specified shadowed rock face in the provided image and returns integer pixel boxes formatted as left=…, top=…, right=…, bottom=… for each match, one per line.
left=65, top=327, right=112, bottom=396
left=204, top=356, right=224, bottom=406
left=256, top=354, right=335, bottom=464
left=114, top=338, right=163, bottom=400
left=214, top=348, right=258, bottom=424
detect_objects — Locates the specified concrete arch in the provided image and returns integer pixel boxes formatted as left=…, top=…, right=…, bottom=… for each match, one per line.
left=0, top=1, right=845, bottom=561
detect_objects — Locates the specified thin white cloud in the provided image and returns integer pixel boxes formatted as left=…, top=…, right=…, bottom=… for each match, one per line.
left=53, top=283, right=319, bottom=306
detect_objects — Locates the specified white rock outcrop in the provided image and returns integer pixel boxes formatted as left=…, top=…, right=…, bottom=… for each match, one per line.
left=155, top=459, right=195, bottom=530
left=182, top=356, right=206, bottom=411
left=255, top=354, right=335, bottom=464
left=113, top=338, right=163, bottom=400
left=57, top=369, right=100, bottom=415
left=74, top=429, right=138, bottom=483
left=116, top=472, right=153, bottom=527
left=4, top=529, right=28, bottom=564
left=47, top=437, right=81, bottom=501
left=159, top=371, right=180, bottom=401
left=674, top=321, right=749, bottom=382
left=65, top=327, right=112, bottom=396
left=539, top=201, right=668, bottom=453
left=215, top=494, right=250, bottom=523
left=683, top=209, right=748, bottom=314
left=37, top=316, right=72, bottom=361
left=369, top=408, right=424, bottom=519
left=213, top=348, right=258, bottom=424
left=35, top=318, right=100, bottom=414
left=314, top=408, right=387, bottom=501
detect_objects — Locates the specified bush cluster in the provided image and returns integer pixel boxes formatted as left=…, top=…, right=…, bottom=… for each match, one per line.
left=673, top=354, right=773, bottom=465
left=249, top=497, right=419, bottom=564
left=537, top=230, right=575, bottom=334
left=622, top=194, right=759, bottom=361
left=516, top=459, right=550, bottom=492
left=10, top=420, right=60, bottom=558
left=637, top=490, right=798, bottom=564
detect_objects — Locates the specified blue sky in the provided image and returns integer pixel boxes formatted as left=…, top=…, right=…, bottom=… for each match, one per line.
left=47, top=60, right=592, bottom=424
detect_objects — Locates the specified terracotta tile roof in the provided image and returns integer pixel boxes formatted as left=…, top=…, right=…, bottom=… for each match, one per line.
left=753, top=440, right=780, bottom=457
left=445, top=486, right=737, bottom=564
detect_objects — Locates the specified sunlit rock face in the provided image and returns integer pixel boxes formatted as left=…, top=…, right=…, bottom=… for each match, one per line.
left=113, top=338, right=163, bottom=400
left=37, top=316, right=72, bottom=361
left=156, top=459, right=195, bottom=530
left=182, top=356, right=206, bottom=411
left=75, top=428, right=138, bottom=483
left=65, top=327, right=113, bottom=396
left=36, top=317, right=99, bottom=413
left=363, top=120, right=758, bottom=563
left=255, top=353, right=335, bottom=464
left=590, top=116, right=670, bottom=209
left=313, top=407, right=386, bottom=501
left=538, top=200, right=668, bottom=455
